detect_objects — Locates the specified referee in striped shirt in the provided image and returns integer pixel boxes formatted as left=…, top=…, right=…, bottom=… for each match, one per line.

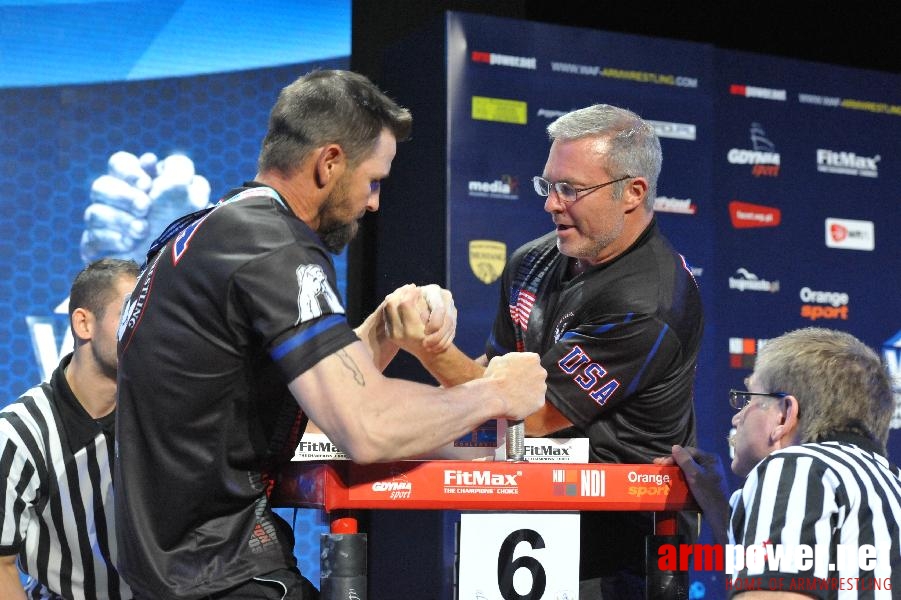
left=660, top=327, right=900, bottom=598
left=0, top=259, right=137, bottom=600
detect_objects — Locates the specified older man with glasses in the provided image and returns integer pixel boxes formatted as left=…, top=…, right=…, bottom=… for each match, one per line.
left=387, top=102, right=705, bottom=599
left=658, top=327, right=900, bottom=598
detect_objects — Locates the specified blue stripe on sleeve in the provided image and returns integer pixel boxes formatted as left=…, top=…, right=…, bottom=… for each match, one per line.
left=625, top=324, right=669, bottom=395
left=560, top=312, right=635, bottom=340
left=270, top=314, right=347, bottom=361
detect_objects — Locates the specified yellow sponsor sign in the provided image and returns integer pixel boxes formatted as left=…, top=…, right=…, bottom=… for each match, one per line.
left=469, top=240, right=507, bottom=284
left=471, top=96, right=527, bottom=124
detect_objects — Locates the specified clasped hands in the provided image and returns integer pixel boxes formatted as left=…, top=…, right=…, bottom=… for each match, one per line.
left=382, top=283, right=456, bottom=358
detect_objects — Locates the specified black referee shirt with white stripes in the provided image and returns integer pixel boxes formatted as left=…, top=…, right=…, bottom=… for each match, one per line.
left=728, top=434, right=901, bottom=599
left=0, top=354, right=130, bottom=599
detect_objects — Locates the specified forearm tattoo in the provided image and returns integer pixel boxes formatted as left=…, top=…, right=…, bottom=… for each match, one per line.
left=336, top=349, right=365, bottom=386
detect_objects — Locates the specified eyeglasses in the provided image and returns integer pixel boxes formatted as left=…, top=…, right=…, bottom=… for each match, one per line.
left=728, top=389, right=788, bottom=411
left=532, top=175, right=632, bottom=204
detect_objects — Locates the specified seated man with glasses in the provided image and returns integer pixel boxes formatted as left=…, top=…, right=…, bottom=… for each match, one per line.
left=386, top=103, right=704, bottom=599
left=658, top=327, right=900, bottom=598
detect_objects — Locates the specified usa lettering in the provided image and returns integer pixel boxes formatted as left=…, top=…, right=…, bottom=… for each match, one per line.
left=557, top=345, right=620, bottom=405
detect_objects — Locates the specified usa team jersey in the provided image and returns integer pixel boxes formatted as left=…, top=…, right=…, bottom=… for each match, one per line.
left=486, top=220, right=703, bottom=464
left=485, top=220, right=704, bottom=579
left=115, top=184, right=358, bottom=598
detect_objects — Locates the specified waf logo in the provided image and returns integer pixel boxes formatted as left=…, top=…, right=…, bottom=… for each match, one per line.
left=825, top=218, right=875, bottom=251
left=727, top=123, right=780, bottom=177
left=729, top=201, right=781, bottom=229
left=729, top=337, right=769, bottom=369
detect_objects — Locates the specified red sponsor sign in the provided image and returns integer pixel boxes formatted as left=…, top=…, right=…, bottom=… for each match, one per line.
left=273, top=460, right=697, bottom=513
left=729, top=201, right=781, bottom=228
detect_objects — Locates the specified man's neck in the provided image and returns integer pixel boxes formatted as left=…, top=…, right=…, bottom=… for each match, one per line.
left=254, top=171, right=321, bottom=228
left=65, top=352, right=117, bottom=420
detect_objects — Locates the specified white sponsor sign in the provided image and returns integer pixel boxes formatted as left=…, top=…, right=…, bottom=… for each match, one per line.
left=825, top=217, right=875, bottom=251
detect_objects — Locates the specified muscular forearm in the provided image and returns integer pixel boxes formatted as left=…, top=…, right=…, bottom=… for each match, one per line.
left=291, top=343, right=545, bottom=464
left=353, top=302, right=400, bottom=371
left=413, top=345, right=486, bottom=387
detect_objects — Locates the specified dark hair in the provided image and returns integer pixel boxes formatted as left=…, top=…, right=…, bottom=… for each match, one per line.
left=69, top=258, right=139, bottom=327
left=258, top=69, right=412, bottom=174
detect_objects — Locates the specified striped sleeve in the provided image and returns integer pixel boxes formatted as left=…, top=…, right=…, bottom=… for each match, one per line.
left=0, top=393, right=49, bottom=555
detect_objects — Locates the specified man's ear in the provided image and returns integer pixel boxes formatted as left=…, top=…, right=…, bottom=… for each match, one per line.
left=70, top=307, right=93, bottom=343
left=621, top=176, right=648, bottom=212
left=314, top=144, right=346, bottom=188
left=772, top=395, right=800, bottom=445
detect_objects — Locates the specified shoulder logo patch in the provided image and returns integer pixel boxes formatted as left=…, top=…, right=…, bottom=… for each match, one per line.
left=295, top=264, right=344, bottom=325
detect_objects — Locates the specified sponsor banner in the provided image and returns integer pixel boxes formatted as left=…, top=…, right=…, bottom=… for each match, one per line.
left=276, top=460, right=696, bottom=512
left=523, top=437, right=589, bottom=463
left=798, top=91, right=901, bottom=116
left=825, top=218, right=875, bottom=251
left=799, top=286, right=850, bottom=321
left=729, top=337, right=769, bottom=370
left=816, top=149, right=880, bottom=177
left=655, top=196, right=698, bottom=214
left=729, top=201, right=781, bottom=228
left=471, top=50, right=537, bottom=70
left=647, top=120, right=698, bottom=140
left=726, top=123, right=780, bottom=177
left=468, top=240, right=507, bottom=284
left=729, top=268, right=780, bottom=293
left=729, top=83, right=787, bottom=101
left=471, top=95, right=528, bottom=124
left=294, top=420, right=506, bottom=462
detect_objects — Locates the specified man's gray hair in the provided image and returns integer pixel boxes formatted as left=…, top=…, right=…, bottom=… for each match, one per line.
left=547, top=104, right=661, bottom=209
left=752, top=327, right=894, bottom=449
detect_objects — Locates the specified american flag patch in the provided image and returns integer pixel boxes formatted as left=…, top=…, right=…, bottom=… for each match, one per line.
left=509, top=288, right=536, bottom=330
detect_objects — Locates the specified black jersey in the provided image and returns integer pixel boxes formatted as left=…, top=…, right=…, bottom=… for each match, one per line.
left=115, top=184, right=358, bottom=598
left=486, top=219, right=703, bottom=462
left=485, top=220, right=704, bottom=579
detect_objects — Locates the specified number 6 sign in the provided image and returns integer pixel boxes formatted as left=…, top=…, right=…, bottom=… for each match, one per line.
left=458, top=512, right=579, bottom=600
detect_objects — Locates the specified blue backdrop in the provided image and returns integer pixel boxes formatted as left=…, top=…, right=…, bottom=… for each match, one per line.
left=437, top=11, right=900, bottom=599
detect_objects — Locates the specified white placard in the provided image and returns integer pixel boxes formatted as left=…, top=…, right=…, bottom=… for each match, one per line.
left=459, top=512, right=579, bottom=600
left=522, top=438, right=589, bottom=463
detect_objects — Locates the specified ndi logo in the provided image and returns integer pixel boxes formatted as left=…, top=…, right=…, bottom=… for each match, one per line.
left=885, top=330, right=901, bottom=429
